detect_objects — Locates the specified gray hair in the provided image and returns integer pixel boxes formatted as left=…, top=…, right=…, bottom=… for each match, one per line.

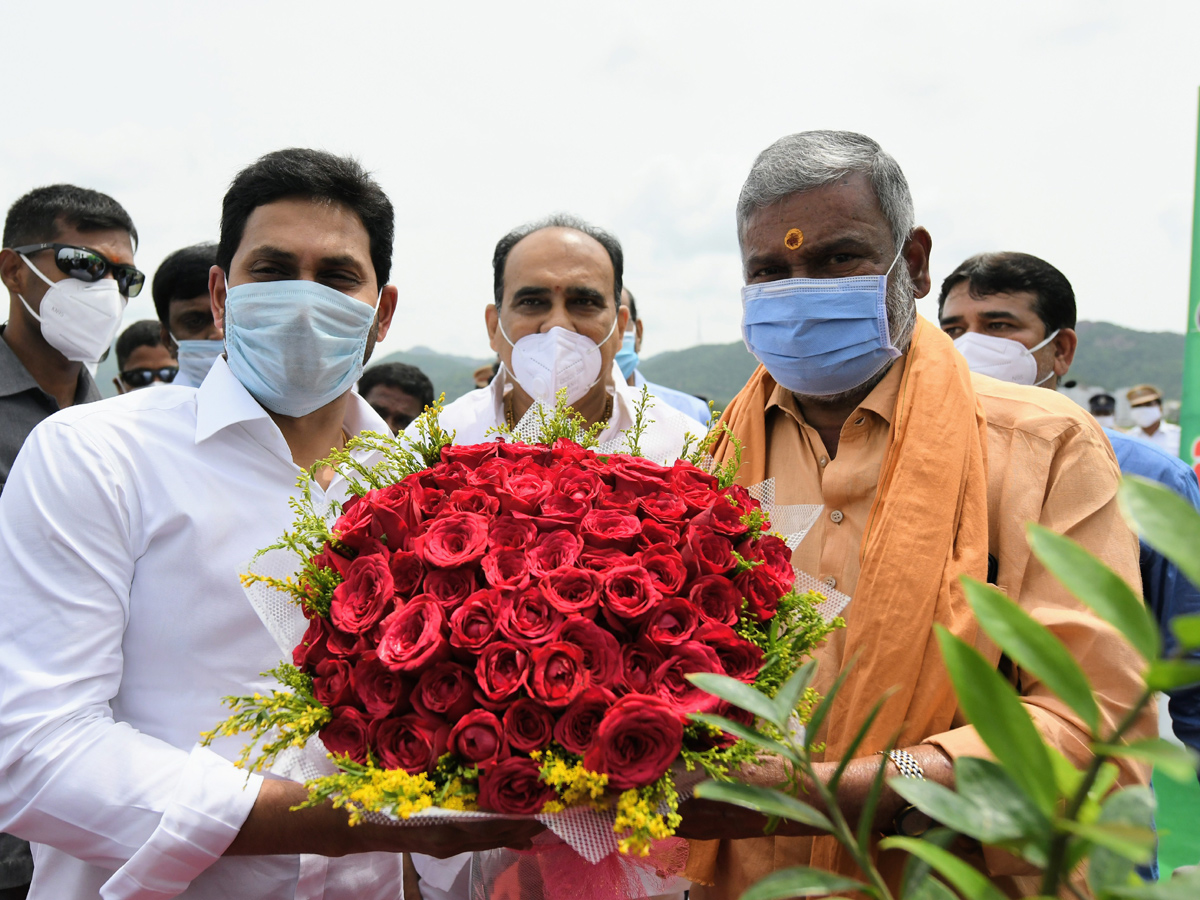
left=736, top=131, right=915, bottom=252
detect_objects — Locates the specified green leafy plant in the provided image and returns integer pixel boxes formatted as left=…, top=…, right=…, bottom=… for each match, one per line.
left=688, top=474, right=1200, bottom=899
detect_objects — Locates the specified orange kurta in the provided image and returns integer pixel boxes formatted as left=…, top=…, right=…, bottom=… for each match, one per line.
left=688, top=318, right=1154, bottom=899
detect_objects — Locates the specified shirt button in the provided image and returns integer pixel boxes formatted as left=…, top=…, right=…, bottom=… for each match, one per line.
left=819, top=456, right=828, bottom=467
left=830, top=509, right=844, bottom=524
left=822, top=575, right=837, bottom=588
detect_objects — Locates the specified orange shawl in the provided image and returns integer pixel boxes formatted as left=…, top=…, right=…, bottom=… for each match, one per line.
left=693, top=316, right=989, bottom=883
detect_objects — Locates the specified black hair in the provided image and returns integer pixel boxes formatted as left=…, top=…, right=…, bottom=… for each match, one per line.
left=3, top=183, right=137, bottom=250
left=623, top=288, right=639, bottom=321
left=151, top=242, right=218, bottom=326
left=358, top=362, right=434, bottom=409
left=116, top=320, right=166, bottom=370
left=217, top=148, right=394, bottom=287
left=492, top=213, right=622, bottom=308
left=938, top=252, right=1076, bottom=335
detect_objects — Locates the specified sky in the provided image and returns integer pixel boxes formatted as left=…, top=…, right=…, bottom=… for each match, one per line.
left=2, top=0, right=1199, bottom=362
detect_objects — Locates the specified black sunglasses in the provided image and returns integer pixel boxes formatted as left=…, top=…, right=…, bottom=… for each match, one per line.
left=12, top=243, right=146, bottom=298
left=120, top=366, right=178, bottom=388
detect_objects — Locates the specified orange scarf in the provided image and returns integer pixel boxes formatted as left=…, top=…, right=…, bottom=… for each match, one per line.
left=696, top=316, right=989, bottom=883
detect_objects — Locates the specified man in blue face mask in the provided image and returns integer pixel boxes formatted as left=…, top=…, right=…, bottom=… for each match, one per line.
left=0, top=148, right=540, bottom=900
left=616, top=287, right=711, bottom=426
left=677, top=131, right=1154, bottom=899
left=151, top=242, right=224, bottom=388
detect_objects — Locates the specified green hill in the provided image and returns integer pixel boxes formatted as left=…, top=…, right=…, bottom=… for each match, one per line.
left=1068, top=322, right=1185, bottom=401
left=638, top=342, right=760, bottom=410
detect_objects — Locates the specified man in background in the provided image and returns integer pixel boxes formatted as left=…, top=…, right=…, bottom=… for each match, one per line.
left=1128, top=384, right=1182, bottom=456
left=152, top=242, right=223, bottom=388
left=1090, top=391, right=1117, bottom=428
left=939, top=250, right=1200, bottom=766
left=617, top=287, right=711, bottom=426
left=113, top=320, right=177, bottom=393
left=358, top=361, right=433, bottom=434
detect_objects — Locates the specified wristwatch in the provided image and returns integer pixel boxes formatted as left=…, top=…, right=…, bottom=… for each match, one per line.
left=878, top=750, right=934, bottom=837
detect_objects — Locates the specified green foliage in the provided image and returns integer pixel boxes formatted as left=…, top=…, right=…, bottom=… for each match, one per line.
left=1119, top=476, right=1200, bottom=590
left=738, top=867, right=866, bottom=900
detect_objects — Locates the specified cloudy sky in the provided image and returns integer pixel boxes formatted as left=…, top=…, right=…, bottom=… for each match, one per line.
left=2, top=1, right=1199, bottom=361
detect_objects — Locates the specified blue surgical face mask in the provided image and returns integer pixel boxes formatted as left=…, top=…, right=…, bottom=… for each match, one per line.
left=223, top=279, right=377, bottom=417
left=615, top=327, right=639, bottom=380
left=740, top=251, right=904, bottom=397
left=172, top=338, right=225, bottom=388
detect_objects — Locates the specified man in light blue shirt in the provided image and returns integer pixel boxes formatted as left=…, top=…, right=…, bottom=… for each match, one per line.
left=617, top=287, right=711, bottom=427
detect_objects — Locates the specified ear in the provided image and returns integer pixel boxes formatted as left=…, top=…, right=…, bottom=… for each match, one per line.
left=374, top=284, right=398, bottom=343
left=904, top=227, right=933, bottom=299
left=209, top=265, right=227, bottom=330
left=485, top=303, right=501, bottom=354
left=0, top=248, right=28, bottom=298
left=1052, top=327, right=1078, bottom=376
left=634, top=317, right=644, bottom=353
left=160, top=323, right=178, bottom=357
left=616, top=305, right=630, bottom=344
left=113, top=376, right=126, bottom=395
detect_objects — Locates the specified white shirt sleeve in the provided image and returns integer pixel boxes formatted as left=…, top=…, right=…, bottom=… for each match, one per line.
left=0, top=420, right=262, bottom=889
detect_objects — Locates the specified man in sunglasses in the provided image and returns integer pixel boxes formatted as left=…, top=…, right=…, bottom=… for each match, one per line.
left=113, top=320, right=178, bottom=393
left=0, top=184, right=141, bottom=500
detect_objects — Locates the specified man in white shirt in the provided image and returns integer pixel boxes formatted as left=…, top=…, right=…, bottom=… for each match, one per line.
left=0, top=148, right=537, bottom=900
left=616, top=288, right=711, bottom=427
left=1127, top=383, right=1182, bottom=456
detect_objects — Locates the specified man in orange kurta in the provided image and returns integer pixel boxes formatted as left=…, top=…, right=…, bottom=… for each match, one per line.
left=678, top=131, right=1154, bottom=898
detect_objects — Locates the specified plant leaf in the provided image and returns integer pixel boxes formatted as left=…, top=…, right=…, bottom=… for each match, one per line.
left=802, top=659, right=855, bottom=747
left=1105, top=866, right=1200, bottom=898
left=1094, top=738, right=1199, bottom=783
left=1171, top=613, right=1200, bottom=653
left=1027, top=523, right=1158, bottom=662
left=828, top=690, right=894, bottom=793
left=691, top=780, right=832, bottom=831
left=687, top=713, right=799, bottom=764
left=1119, top=475, right=1200, bottom=590
left=686, top=672, right=783, bottom=728
left=935, top=626, right=1058, bottom=812
left=739, top=867, right=866, bottom=900
left=900, top=827, right=958, bottom=899
left=857, top=729, right=900, bottom=853
left=1088, top=787, right=1155, bottom=897
left=1057, top=819, right=1155, bottom=863
left=879, top=836, right=1009, bottom=900
left=1145, top=659, right=1200, bottom=692
left=962, top=577, right=1100, bottom=733
left=772, top=659, right=818, bottom=725
left=906, top=877, right=960, bottom=900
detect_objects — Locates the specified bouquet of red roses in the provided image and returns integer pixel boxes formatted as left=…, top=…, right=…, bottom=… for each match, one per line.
left=207, top=399, right=835, bottom=857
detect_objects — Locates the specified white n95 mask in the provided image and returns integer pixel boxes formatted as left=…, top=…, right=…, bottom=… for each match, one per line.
left=952, top=329, right=1059, bottom=386
left=223, top=279, right=376, bottom=417
left=499, top=317, right=617, bottom=407
left=1131, top=405, right=1163, bottom=429
left=18, top=254, right=126, bottom=363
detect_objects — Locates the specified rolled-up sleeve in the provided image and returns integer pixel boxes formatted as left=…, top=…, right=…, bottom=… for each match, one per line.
left=0, top=420, right=262, bottom=890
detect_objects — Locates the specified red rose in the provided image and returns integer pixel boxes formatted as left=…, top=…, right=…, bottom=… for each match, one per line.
left=683, top=528, right=737, bottom=577
left=696, top=622, right=764, bottom=684
left=412, top=660, right=476, bottom=720
left=596, top=489, right=640, bottom=514
left=583, top=694, right=682, bottom=790
left=467, top=458, right=511, bottom=495
left=478, top=756, right=555, bottom=815
left=580, top=509, right=642, bottom=550
left=294, top=616, right=332, bottom=670
left=449, top=590, right=500, bottom=654
left=429, top=462, right=473, bottom=494
left=330, top=554, right=395, bottom=634
left=373, top=714, right=448, bottom=775
left=642, top=597, right=701, bottom=647
left=320, top=706, right=371, bottom=763
left=559, top=618, right=622, bottom=688
left=312, top=542, right=353, bottom=579
left=735, top=566, right=786, bottom=621
left=481, top=547, right=531, bottom=590
left=352, top=655, right=411, bottom=719
left=541, top=566, right=602, bottom=617
left=444, top=487, right=500, bottom=517
left=475, top=641, right=530, bottom=704
left=441, top=443, right=499, bottom=468
left=638, top=543, right=688, bottom=595
left=611, top=455, right=671, bottom=495
left=447, top=709, right=508, bottom=768
left=669, top=462, right=720, bottom=511
left=331, top=495, right=382, bottom=553
left=488, top=515, right=538, bottom=550
left=688, top=575, right=742, bottom=626
left=498, top=587, right=564, bottom=645
left=495, top=473, right=552, bottom=515
left=313, top=657, right=356, bottom=707
left=409, top=483, right=446, bottom=520
left=495, top=443, right=553, bottom=465
left=655, top=641, right=724, bottom=714
left=503, top=697, right=555, bottom=753
left=553, top=687, right=615, bottom=754
left=690, top=495, right=749, bottom=539
left=639, top=520, right=682, bottom=549
left=638, top=491, right=689, bottom=524
left=529, top=641, right=588, bottom=709
left=535, top=493, right=591, bottom=527
left=737, top=534, right=795, bottom=592
left=423, top=566, right=478, bottom=612
left=325, top=624, right=375, bottom=660
left=527, top=529, right=584, bottom=577
left=580, top=548, right=636, bottom=573
left=601, top=565, right=663, bottom=625
left=620, top=640, right=665, bottom=695
left=555, top=468, right=606, bottom=503
left=550, top=438, right=589, bottom=465
left=415, top=512, right=489, bottom=568
left=361, top=488, right=414, bottom=550
left=377, top=600, right=451, bottom=673
left=389, top=550, right=425, bottom=598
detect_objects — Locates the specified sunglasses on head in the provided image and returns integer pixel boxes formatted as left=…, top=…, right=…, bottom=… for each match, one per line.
left=120, top=366, right=178, bottom=388
left=12, top=243, right=146, bottom=298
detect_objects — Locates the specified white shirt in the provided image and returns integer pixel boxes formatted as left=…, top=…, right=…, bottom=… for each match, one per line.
left=1133, top=420, right=1182, bottom=457
left=0, top=358, right=405, bottom=900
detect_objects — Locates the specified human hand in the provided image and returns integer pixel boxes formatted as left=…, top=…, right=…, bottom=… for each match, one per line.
left=353, top=816, right=547, bottom=858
